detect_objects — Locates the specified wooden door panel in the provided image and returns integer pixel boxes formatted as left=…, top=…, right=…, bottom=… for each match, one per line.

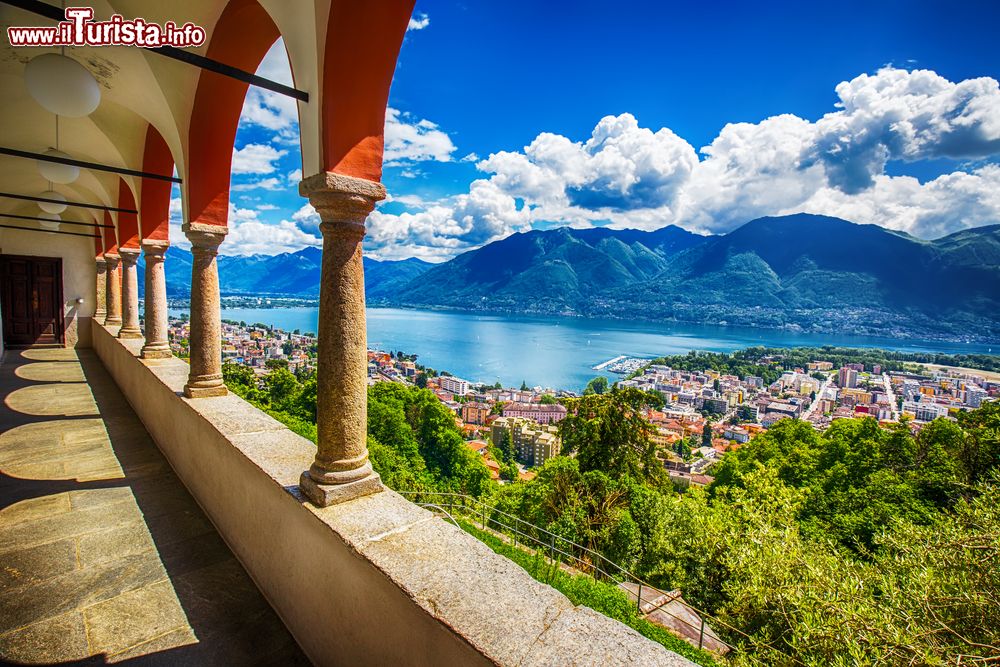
left=1, top=255, right=64, bottom=347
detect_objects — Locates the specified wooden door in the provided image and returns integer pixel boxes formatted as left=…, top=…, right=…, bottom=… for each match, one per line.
left=1, top=255, right=64, bottom=347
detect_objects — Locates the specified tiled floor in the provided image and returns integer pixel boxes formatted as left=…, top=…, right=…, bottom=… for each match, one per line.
left=0, top=348, right=309, bottom=665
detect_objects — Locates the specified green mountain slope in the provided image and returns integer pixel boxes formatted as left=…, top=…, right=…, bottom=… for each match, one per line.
left=388, top=214, right=1000, bottom=339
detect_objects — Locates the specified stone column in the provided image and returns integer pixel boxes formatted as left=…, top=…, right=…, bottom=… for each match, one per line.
left=94, top=257, right=107, bottom=324
left=140, top=240, right=171, bottom=359
left=104, top=253, right=122, bottom=326
left=117, top=248, right=142, bottom=339
left=299, top=172, right=385, bottom=507
left=182, top=223, right=228, bottom=398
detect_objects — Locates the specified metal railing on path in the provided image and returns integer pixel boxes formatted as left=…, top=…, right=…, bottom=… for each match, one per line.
left=398, top=489, right=733, bottom=655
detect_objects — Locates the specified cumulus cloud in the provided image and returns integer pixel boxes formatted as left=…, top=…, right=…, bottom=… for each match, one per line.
left=806, top=69, right=1000, bottom=192
left=407, top=13, right=430, bottom=31
left=220, top=203, right=321, bottom=256
left=240, top=40, right=299, bottom=141
left=231, top=177, right=283, bottom=192
left=374, top=67, right=999, bottom=254
left=231, top=144, right=287, bottom=175
left=364, top=180, right=531, bottom=261
left=384, top=108, right=457, bottom=165
left=216, top=66, right=1000, bottom=259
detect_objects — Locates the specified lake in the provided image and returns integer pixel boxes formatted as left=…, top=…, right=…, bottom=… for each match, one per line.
left=168, top=306, right=998, bottom=391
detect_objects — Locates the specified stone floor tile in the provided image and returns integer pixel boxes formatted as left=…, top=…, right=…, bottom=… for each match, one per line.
left=76, top=521, right=156, bottom=568
left=0, top=537, right=78, bottom=591
left=0, top=494, right=71, bottom=528
left=0, top=500, right=143, bottom=554
left=0, top=551, right=168, bottom=634
left=84, top=579, right=190, bottom=656
left=0, top=348, right=306, bottom=663
left=0, top=611, right=90, bottom=664
left=105, top=626, right=198, bottom=663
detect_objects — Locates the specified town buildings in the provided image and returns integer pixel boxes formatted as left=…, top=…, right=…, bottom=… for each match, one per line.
left=491, top=417, right=562, bottom=467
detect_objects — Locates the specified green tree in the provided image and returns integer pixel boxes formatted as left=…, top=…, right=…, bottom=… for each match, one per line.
left=560, top=387, right=664, bottom=483
left=539, top=394, right=558, bottom=404
left=414, top=372, right=428, bottom=388
left=264, top=368, right=301, bottom=411
left=584, top=376, right=609, bottom=395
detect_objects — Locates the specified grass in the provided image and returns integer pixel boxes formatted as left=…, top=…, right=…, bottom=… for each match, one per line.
left=455, top=519, right=722, bottom=667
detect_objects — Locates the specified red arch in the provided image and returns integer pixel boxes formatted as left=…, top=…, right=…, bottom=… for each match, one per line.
left=102, top=210, right=117, bottom=255
left=187, top=0, right=281, bottom=227
left=322, top=1, right=414, bottom=180
left=116, top=178, right=140, bottom=249
left=139, top=126, right=174, bottom=242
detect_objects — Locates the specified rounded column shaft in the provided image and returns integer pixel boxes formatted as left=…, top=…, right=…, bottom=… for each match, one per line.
left=104, top=254, right=122, bottom=326
left=94, top=258, right=107, bottom=324
left=118, top=248, right=142, bottom=339
left=298, top=172, right=386, bottom=506
left=141, top=241, right=171, bottom=359
left=183, top=223, right=228, bottom=398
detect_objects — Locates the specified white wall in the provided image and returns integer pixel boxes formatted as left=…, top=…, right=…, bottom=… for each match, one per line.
left=0, top=227, right=96, bottom=349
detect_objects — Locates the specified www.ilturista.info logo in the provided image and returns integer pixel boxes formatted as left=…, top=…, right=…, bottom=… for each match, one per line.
left=7, top=7, right=206, bottom=48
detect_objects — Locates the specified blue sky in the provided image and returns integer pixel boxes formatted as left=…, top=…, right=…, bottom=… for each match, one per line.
left=173, top=0, right=1000, bottom=259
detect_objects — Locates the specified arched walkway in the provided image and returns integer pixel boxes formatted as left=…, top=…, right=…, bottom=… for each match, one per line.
left=0, top=349, right=308, bottom=664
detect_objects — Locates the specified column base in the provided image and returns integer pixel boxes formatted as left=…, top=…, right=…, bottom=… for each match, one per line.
left=105, top=318, right=122, bottom=326
left=140, top=346, right=172, bottom=359
left=300, top=470, right=383, bottom=507
left=118, top=328, right=143, bottom=339
left=183, top=383, right=228, bottom=398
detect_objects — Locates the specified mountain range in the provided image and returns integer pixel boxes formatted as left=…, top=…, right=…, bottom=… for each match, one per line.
left=143, top=245, right=432, bottom=301
left=154, top=214, right=1000, bottom=340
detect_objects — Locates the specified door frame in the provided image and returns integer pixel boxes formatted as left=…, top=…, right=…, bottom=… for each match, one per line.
left=0, top=253, right=65, bottom=348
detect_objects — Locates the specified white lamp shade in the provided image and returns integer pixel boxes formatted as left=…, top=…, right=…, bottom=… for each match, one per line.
left=38, top=149, right=80, bottom=184
left=39, top=213, right=61, bottom=230
left=38, top=190, right=68, bottom=214
left=24, top=53, right=100, bottom=117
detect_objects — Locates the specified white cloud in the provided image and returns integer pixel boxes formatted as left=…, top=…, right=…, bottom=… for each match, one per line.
left=807, top=68, right=1000, bottom=192
left=231, top=144, right=287, bottom=175
left=240, top=39, right=299, bottom=141
left=407, top=13, right=430, bottom=31
left=365, top=180, right=531, bottom=261
left=207, top=66, right=1000, bottom=259
left=168, top=197, right=187, bottom=250
left=231, top=177, right=283, bottom=192
left=384, top=107, right=457, bottom=165
left=220, top=203, right=321, bottom=256
left=286, top=168, right=302, bottom=185
left=426, top=67, right=1000, bottom=245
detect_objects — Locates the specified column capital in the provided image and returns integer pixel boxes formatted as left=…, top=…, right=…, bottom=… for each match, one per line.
left=182, top=222, right=228, bottom=253
left=95, top=257, right=107, bottom=268
left=103, top=253, right=120, bottom=268
left=300, top=172, right=386, bottom=235
left=118, top=247, right=141, bottom=265
left=141, top=239, right=169, bottom=260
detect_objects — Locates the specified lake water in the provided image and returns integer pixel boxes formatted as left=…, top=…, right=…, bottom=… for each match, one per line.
left=168, top=306, right=997, bottom=391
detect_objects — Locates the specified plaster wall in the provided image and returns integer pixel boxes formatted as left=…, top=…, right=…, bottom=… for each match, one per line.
left=0, top=228, right=95, bottom=349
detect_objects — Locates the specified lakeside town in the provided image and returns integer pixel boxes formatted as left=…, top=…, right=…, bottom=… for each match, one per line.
left=168, top=316, right=1000, bottom=488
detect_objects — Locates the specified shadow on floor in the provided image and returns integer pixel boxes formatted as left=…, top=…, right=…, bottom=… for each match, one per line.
left=0, top=349, right=309, bottom=666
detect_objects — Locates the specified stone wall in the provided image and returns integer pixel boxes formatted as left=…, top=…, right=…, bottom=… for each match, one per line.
left=91, top=321, right=693, bottom=667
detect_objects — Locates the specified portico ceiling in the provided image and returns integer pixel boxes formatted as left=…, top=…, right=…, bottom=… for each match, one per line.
left=0, top=0, right=331, bottom=245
